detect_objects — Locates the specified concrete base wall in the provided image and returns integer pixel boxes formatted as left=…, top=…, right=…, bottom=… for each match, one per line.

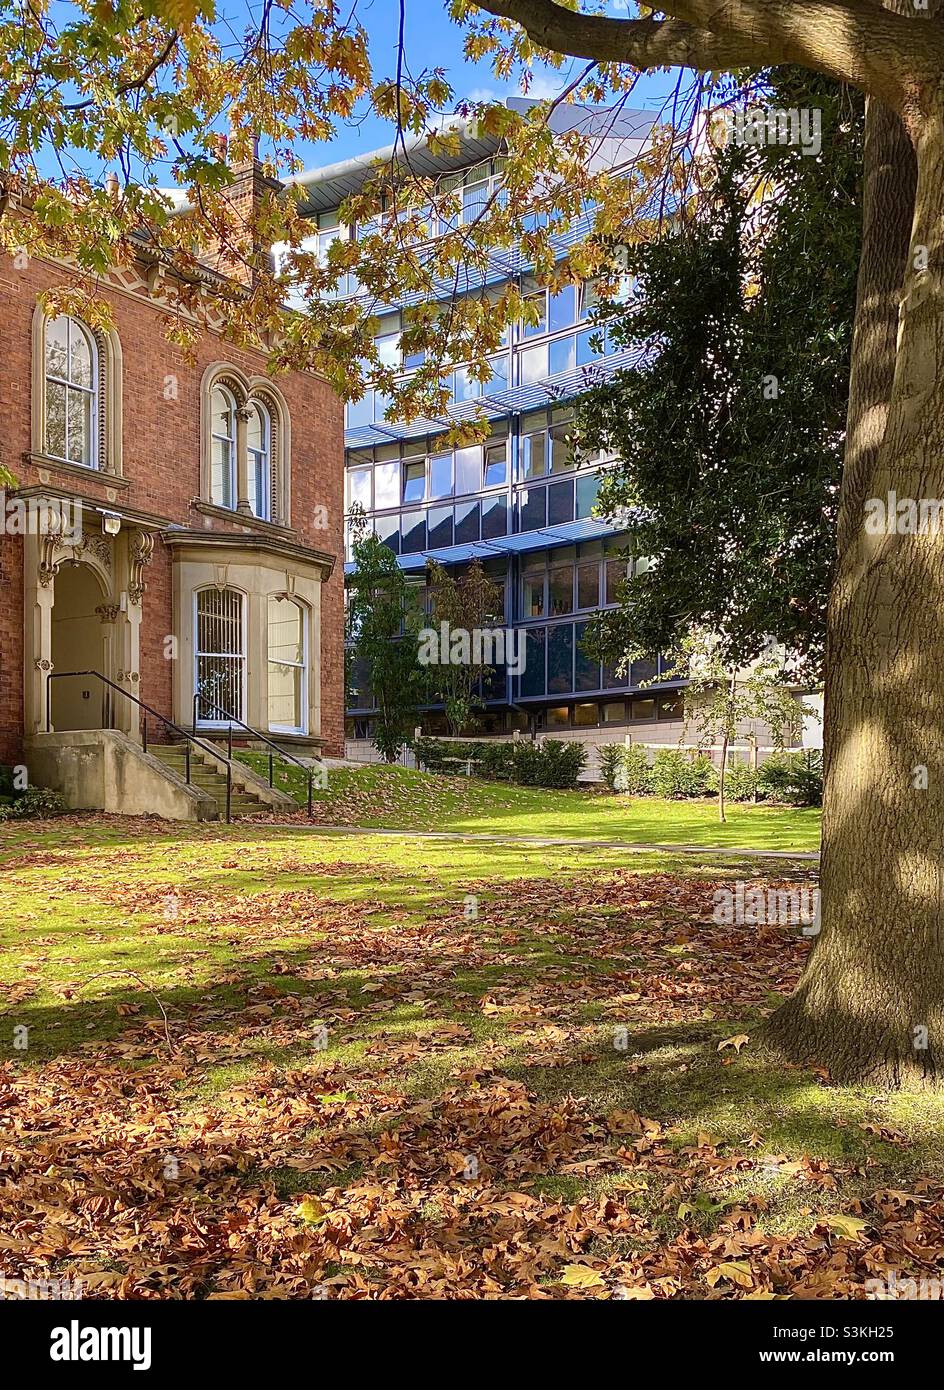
left=345, top=716, right=807, bottom=784
left=25, top=731, right=219, bottom=820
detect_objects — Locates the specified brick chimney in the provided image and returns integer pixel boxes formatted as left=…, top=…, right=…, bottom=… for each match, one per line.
left=206, top=133, right=283, bottom=287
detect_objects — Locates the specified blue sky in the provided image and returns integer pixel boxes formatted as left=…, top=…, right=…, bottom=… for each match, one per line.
left=35, top=1, right=682, bottom=187
left=228, top=0, right=682, bottom=174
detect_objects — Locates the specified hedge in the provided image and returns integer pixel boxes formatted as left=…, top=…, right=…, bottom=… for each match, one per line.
left=415, top=736, right=586, bottom=789
left=598, top=744, right=823, bottom=804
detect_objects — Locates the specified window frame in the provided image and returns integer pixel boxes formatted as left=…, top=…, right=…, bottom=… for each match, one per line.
left=267, top=594, right=309, bottom=736
left=43, top=314, right=98, bottom=469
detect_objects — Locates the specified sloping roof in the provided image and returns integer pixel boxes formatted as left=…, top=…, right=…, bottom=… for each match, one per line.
left=344, top=341, right=650, bottom=449
left=290, top=99, right=656, bottom=216
left=343, top=515, right=625, bottom=574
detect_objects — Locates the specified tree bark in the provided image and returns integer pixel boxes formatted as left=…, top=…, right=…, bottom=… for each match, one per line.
left=478, top=0, right=944, bottom=1086
left=766, top=100, right=944, bottom=1085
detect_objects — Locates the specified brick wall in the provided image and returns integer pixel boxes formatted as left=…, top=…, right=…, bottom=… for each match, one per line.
left=0, top=252, right=345, bottom=762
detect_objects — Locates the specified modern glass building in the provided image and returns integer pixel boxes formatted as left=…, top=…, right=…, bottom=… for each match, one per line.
left=294, top=100, right=689, bottom=746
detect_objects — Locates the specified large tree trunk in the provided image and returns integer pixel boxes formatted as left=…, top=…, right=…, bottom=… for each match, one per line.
left=766, top=100, right=944, bottom=1085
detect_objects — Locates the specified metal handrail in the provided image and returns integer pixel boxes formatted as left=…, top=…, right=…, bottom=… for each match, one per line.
left=46, top=670, right=234, bottom=823
left=193, top=693, right=314, bottom=816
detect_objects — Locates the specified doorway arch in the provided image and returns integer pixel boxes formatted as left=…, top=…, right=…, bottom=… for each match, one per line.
left=50, top=562, right=110, bottom=730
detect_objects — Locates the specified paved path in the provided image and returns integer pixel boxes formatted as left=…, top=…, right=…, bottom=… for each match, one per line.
left=268, top=822, right=819, bottom=861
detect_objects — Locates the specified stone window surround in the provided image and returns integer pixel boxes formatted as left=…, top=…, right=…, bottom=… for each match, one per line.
left=166, top=529, right=334, bottom=747
left=31, top=304, right=123, bottom=477
left=201, top=362, right=292, bottom=526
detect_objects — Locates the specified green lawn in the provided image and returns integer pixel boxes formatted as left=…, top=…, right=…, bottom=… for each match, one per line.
left=1, top=815, right=940, bottom=1300
left=235, top=758, right=821, bottom=853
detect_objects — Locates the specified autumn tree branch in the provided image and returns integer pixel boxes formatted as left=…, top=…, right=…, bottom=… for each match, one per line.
left=471, top=0, right=944, bottom=112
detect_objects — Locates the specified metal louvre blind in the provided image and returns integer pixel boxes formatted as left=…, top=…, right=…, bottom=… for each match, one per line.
left=195, top=588, right=245, bottom=721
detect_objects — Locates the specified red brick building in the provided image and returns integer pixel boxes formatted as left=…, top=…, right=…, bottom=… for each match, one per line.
left=0, top=155, right=344, bottom=818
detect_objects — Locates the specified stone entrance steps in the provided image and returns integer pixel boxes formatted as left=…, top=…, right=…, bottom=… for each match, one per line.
left=149, top=743, right=269, bottom=819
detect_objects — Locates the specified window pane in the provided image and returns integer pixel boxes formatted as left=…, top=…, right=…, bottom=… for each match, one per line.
left=212, top=387, right=234, bottom=439
left=429, top=453, right=452, bottom=499
left=66, top=386, right=91, bottom=465
left=455, top=446, right=481, bottom=495
left=549, top=335, right=576, bottom=376
left=658, top=694, right=684, bottom=720
left=576, top=473, right=600, bottom=519
left=70, top=324, right=93, bottom=388
left=547, top=706, right=570, bottom=730
left=481, top=494, right=507, bottom=539
left=577, top=328, right=604, bottom=366
left=574, top=621, right=600, bottom=691
left=401, top=511, right=426, bottom=553
left=522, top=291, right=547, bottom=338
left=522, top=569, right=545, bottom=618
left=454, top=365, right=479, bottom=402
left=549, top=422, right=573, bottom=474
left=630, top=658, right=658, bottom=687
left=268, top=596, right=304, bottom=664
left=577, top=563, right=599, bottom=609
left=487, top=356, right=508, bottom=393
left=518, top=345, right=547, bottom=385
left=603, top=657, right=629, bottom=689
left=547, top=480, right=574, bottom=526
left=520, top=626, right=546, bottom=698
left=549, top=285, right=577, bottom=333
left=601, top=701, right=626, bottom=723
left=375, top=332, right=400, bottom=369
left=549, top=564, right=573, bottom=616
left=195, top=588, right=245, bottom=722
left=347, top=393, right=372, bottom=429
left=375, top=513, right=400, bottom=553
left=374, top=460, right=400, bottom=509
left=403, top=460, right=426, bottom=504
left=573, top=701, right=598, bottom=727
left=247, top=404, right=267, bottom=452
left=605, top=558, right=627, bottom=605
left=347, top=467, right=372, bottom=509
left=45, top=380, right=66, bottom=458
left=454, top=500, right=480, bottom=544
left=463, top=180, right=488, bottom=222
left=547, top=623, right=574, bottom=694
left=45, top=317, right=68, bottom=378
left=483, top=443, right=507, bottom=488
left=427, top=506, right=453, bottom=548
left=211, top=437, right=233, bottom=507
left=521, top=430, right=546, bottom=481
left=520, top=487, right=546, bottom=532
left=268, top=597, right=305, bottom=731
left=631, top=698, right=656, bottom=721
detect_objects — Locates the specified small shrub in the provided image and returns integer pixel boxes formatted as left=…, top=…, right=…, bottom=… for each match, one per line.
left=758, top=750, right=823, bottom=806
left=650, top=748, right=714, bottom=799
left=599, top=743, right=652, bottom=795
left=416, top=736, right=586, bottom=789
left=476, top=742, right=515, bottom=781
left=512, top=739, right=587, bottom=789
left=720, top=756, right=759, bottom=802
left=0, top=786, right=67, bottom=821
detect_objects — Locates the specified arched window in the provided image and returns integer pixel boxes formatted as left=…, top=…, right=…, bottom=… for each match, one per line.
left=210, top=386, right=237, bottom=509
left=267, top=595, right=307, bottom=734
left=194, top=587, right=246, bottom=724
left=44, top=316, right=96, bottom=467
left=247, top=400, right=271, bottom=521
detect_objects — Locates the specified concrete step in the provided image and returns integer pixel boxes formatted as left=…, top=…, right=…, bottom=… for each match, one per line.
left=147, top=743, right=269, bottom=817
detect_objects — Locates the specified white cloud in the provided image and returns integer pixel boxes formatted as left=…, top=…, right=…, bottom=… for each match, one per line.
left=517, top=72, right=564, bottom=101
